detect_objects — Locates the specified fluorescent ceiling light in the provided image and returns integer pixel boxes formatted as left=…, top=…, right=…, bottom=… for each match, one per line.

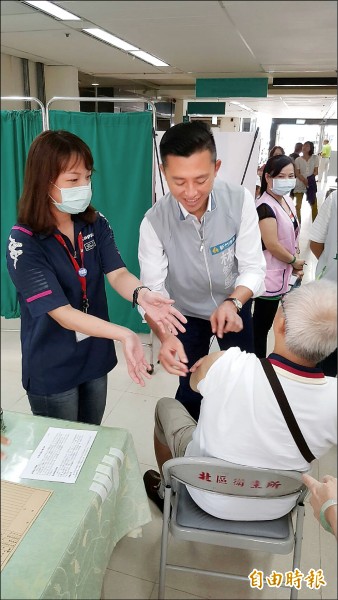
left=296, top=119, right=306, bottom=124
left=83, top=28, right=138, bottom=52
left=230, top=101, right=254, bottom=112
left=24, top=1, right=80, bottom=20
left=83, top=27, right=169, bottom=67
left=130, top=50, right=169, bottom=67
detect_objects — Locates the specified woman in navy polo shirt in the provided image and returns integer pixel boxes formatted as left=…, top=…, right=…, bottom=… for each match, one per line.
left=6, top=130, right=186, bottom=425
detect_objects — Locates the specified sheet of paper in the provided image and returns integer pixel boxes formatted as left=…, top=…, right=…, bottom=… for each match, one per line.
left=20, top=427, right=97, bottom=483
left=1, top=481, right=52, bottom=571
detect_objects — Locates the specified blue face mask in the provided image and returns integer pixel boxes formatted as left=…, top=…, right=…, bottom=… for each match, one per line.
left=50, top=183, right=92, bottom=214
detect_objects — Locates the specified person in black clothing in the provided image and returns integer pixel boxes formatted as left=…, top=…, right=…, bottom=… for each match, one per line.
left=289, top=142, right=303, bottom=161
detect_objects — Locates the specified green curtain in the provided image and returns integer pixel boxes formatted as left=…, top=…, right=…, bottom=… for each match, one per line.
left=1, top=109, right=153, bottom=333
left=1, top=110, right=43, bottom=318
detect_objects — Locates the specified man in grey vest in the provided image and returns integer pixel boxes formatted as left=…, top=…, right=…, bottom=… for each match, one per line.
left=138, top=121, right=266, bottom=421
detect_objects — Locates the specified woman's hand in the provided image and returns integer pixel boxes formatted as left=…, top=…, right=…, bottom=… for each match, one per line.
left=302, top=473, right=337, bottom=538
left=158, top=335, right=189, bottom=376
left=121, top=331, right=152, bottom=386
left=293, top=258, right=305, bottom=271
left=138, top=290, right=187, bottom=335
left=1, top=435, right=10, bottom=460
left=292, top=258, right=305, bottom=279
left=302, top=474, right=337, bottom=521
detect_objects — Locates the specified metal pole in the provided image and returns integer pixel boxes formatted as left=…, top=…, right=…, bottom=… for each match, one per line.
left=241, top=127, right=260, bottom=185
left=0, top=96, right=46, bottom=130
left=94, top=85, right=98, bottom=113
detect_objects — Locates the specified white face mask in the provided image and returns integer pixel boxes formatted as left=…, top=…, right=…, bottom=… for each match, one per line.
left=50, top=183, right=92, bottom=214
left=272, top=178, right=296, bottom=196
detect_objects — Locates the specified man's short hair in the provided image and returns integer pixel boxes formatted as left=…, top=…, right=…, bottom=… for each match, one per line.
left=160, top=121, right=217, bottom=167
left=282, top=280, right=337, bottom=364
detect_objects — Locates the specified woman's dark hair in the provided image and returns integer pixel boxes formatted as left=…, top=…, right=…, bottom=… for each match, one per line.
left=18, top=130, right=96, bottom=234
left=303, top=141, right=314, bottom=156
left=268, top=145, right=285, bottom=158
left=160, top=120, right=217, bottom=166
left=259, top=155, right=295, bottom=196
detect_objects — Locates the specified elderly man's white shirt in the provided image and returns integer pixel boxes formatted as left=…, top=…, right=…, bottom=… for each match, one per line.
left=185, top=347, right=337, bottom=520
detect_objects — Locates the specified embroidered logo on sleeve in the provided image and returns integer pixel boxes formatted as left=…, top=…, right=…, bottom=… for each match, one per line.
left=8, top=235, right=23, bottom=269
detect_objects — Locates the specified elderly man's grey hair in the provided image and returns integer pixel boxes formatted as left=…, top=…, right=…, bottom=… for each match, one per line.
left=282, top=280, right=337, bottom=364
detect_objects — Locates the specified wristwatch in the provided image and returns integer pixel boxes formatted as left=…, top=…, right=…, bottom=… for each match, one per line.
left=224, top=298, right=242, bottom=313
left=132, top=286, right=150, bottom=308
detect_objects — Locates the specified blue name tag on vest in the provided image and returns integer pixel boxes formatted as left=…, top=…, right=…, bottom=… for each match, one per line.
left=210, top=235, right=236, bottom=255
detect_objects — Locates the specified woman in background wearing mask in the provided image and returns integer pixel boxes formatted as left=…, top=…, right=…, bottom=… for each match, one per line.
left=252, top=155, right=305, bottom=358
left=6, top=130, right=186, bottom=424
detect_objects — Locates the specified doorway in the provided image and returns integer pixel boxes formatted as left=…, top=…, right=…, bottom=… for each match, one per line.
left=276, top=124, right=321, bottom=155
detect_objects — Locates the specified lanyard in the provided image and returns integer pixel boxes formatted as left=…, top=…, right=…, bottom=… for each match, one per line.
left=54, top=232, right=89, bottom=312
left=267, top=192, right=299, bottom=229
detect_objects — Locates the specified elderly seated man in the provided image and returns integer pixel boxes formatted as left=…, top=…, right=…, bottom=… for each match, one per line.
left=144, top=280, right=337, bottom=520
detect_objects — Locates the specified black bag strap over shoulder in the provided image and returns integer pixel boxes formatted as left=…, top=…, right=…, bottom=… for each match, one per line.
left=260, top=358, right=316, bottom=463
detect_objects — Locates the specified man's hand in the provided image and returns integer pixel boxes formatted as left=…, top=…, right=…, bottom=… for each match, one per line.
left=158, top=335, right=189, bottom=376
left=210, top=302, right=243, bottom=339
left=138, top=290, right=187, bottom=335
left=190, top=357, right=204, bottom=373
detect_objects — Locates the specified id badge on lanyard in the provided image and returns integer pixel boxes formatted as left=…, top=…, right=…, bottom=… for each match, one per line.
left=54, top=231, right=90, bottom=342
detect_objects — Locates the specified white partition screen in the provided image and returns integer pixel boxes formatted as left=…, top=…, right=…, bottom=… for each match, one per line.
left=154, top=130, right=260, bottom=201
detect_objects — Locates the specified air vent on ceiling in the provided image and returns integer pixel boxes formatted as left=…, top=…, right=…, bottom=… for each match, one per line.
left=272, top=77, right=337, bottom=87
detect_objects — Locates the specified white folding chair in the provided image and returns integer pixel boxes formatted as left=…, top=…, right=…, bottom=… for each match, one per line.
left=159, top=457, right=309, bottom=599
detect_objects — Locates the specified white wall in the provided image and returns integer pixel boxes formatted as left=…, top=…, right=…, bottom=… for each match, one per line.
left=44, top=66, right=80, bottom=111
left=1, top=53, right=80, bottom=112
left=173, top=99, right=184, bottom=124
left=219, top=117, right=241, bottom=132
left=213, top=131, right=260, bottom=195
left=1, top=54, right=25, bottom=109
left=328, top=151, right=337, bottom=178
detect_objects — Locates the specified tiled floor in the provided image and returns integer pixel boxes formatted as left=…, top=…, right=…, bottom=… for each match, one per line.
left=1, top=182, right=336, bottom=599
